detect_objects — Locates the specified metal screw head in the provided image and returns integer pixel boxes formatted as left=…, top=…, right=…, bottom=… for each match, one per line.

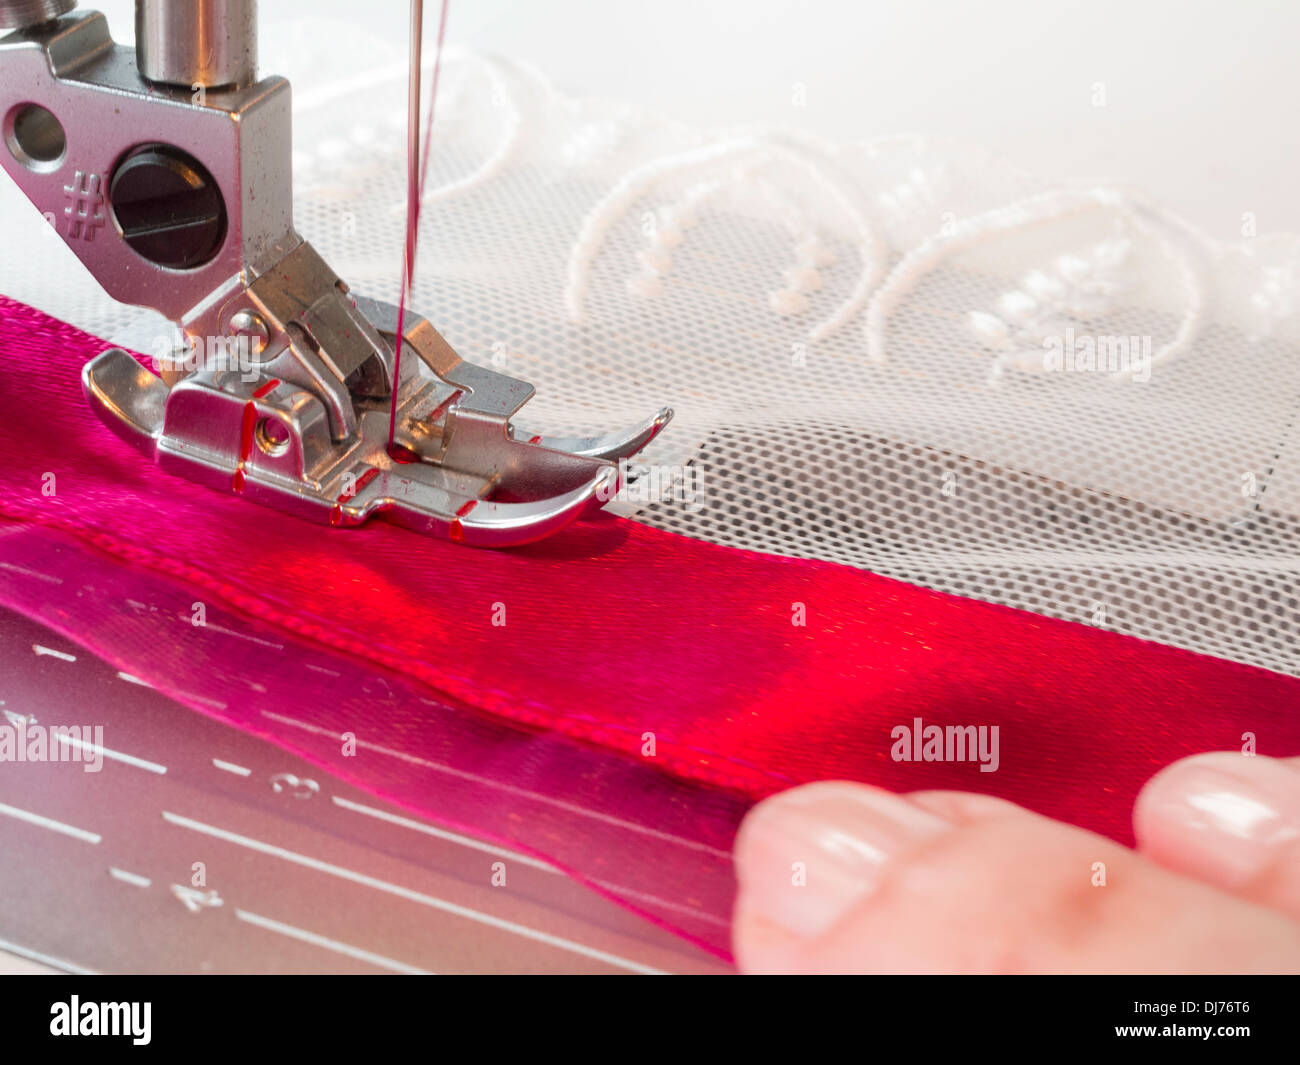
left=229, top=310, right=270, bottom=357
left=108, top=143, right=227, bottom=270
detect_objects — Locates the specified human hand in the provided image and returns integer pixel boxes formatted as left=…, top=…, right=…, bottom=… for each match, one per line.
left=732, top=752, right=1300, bottom=973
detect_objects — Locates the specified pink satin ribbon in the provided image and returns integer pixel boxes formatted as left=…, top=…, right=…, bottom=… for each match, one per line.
left=2, top=294, right=1298, bottom=960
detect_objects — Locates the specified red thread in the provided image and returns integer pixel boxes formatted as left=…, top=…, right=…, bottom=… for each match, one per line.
left=231, top=402, right=258, bottom=492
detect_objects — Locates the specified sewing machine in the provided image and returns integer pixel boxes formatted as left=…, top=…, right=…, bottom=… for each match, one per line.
left=0, top=0, right=670, bottom=547
left=0, top=0, right=733, bottom=979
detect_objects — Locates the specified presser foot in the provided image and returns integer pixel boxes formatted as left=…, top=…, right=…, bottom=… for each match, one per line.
left=0, top=13, right=673, bottom=549
left=81, top=296, right=672, bottom=549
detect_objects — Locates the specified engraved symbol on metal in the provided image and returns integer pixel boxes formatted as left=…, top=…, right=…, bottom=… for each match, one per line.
left=63, top=171, right=105, bottom=241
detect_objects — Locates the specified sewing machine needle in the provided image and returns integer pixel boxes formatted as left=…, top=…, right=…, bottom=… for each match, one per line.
left=389, top=0, right=450, bottom=451
left=405, top=0, right=424, bottom=285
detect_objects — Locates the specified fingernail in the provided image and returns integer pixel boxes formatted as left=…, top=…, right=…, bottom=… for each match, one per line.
left=734, top=781, right=951, bottom=940
left=1141, top=754, right=1300, bottom=888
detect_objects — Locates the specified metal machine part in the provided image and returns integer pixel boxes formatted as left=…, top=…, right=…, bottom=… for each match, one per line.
left=135, top=0, right=257, bottom=90
left=0, top=0, right=75, bottom=31
left=0, top=1, right=670, bottom=546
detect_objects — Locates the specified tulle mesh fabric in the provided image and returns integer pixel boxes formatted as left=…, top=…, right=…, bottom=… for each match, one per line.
left=0, top=17, right=1296, bottom=681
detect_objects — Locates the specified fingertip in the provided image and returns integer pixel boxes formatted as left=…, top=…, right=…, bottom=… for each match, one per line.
left=732, top=780, right=950, bottom=943
left=1135, top=751, right=1300, bottom=902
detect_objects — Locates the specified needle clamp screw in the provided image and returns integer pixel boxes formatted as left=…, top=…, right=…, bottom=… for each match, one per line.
left=109, top=143, right=227, bottom=270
